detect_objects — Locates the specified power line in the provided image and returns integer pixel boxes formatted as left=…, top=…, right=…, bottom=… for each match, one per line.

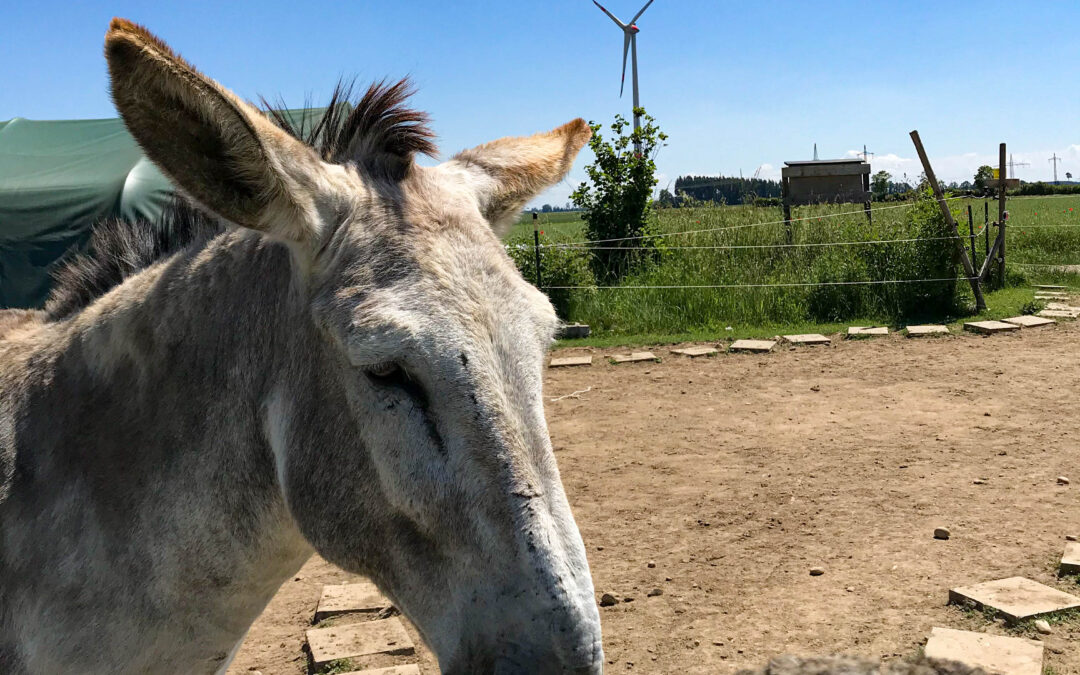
left=1050, top=153, right=1063, bottom=183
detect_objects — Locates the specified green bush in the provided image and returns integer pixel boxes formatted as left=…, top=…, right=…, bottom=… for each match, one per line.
left=571, top=109, right=666, bottom=284
left=506, top=240, right=595, bottom=319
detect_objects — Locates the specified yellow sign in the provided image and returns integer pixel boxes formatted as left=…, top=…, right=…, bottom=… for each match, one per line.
left=992, top=168, right=1000, bottom=179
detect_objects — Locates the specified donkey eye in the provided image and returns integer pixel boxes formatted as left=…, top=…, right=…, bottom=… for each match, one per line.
left=365, top=362, right=401, bottom=380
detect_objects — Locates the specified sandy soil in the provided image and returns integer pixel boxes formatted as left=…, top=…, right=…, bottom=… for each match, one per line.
left=230, top=320, right=1080, bottom=674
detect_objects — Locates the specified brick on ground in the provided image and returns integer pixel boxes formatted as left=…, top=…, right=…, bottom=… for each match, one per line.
left=1062, top=541, right=1080, bottom=575
left=847, top=326, right=888, bottom=337
left=949, top=576, right=1080, bottom=621
left=728, top=339, right=776, bottom=353
left=670, top=346, right=718, bottom=357
left=1001, top=315, right=1056, bottom=328
left=963, top=320, right=1021, bottom=335
left=782, top=333, right=831, bottom=345
left=306, top=618, right=415, bottom=669
left=611, top=351, right=657, bottom=364
left=340, top=666, right=421, bottom=675
left=1038, top=309, right=1079, bottom=319
left=905, top=325, right=949, bottom=336
left=923, top=627, right=1042, bottom=675
left=315, top=582, right=391, bottom=622
left=549, top=355, right=592, bottom=368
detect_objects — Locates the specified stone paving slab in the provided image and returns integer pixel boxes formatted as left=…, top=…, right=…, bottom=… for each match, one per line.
left=782, top=333, right=831, bottom=345
left=1038, top=309, right=1079, bottom=319
left=963, top=320, right=1021, bottom=335
left=1035, top=291, right=1067, bottom=297
left=1001, top=315, right=1056, bottom=328
left=307, top=618, right=415, bottom=668
left=1045, top=302, right=1080, bottom=311
left=949, top=576, right=1080, bottom=621
left=670, top=346, right=718, bottom=357
left=1062, top=541, right=1080, bottom=576
left=728, top=339, right=776, bottom=353
left=923, top=627, right=1042, bottom=675
left=1035, top=284, right=1066, bottom=290
left=847, top=326, right=888, bottom=337
left=549, top=356, right=592, bottom=368
left=340, top=666, right=421, bottom=675
left=315, top=582, right=391, bottom=622
left=905, top=324, right=949, bottom=336
left=611, top=351, right=657, bottom=364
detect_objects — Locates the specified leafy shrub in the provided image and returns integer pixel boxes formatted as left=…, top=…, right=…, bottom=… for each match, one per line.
left=571, top=109, right=666, bottom=283
left=505, top=240, right=595, bottom=319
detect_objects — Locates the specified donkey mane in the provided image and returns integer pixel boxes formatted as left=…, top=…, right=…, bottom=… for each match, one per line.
left=44, top=79, right=435, bottom=320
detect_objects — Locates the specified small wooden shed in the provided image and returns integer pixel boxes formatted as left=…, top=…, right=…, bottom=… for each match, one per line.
left=781, top=158, right=871, bottom=223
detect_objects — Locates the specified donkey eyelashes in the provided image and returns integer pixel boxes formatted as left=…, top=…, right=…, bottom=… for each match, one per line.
left=365, top=362, right=400, bottom=379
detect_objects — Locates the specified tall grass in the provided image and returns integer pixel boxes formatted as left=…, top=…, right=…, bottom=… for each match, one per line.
left=507, top=195, right=1080, bottom=334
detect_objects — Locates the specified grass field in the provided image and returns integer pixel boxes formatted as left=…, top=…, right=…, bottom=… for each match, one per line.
left=508, top=195, right=1080, bottom=342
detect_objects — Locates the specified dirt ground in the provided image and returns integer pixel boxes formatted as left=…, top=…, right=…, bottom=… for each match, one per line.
left=230, top=320, right=1080, bottom=675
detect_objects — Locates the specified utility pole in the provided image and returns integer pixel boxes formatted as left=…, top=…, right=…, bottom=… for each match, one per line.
left=1050, top=153, right=1062, bottom=183
left=1006, top=153, right=1029, bottom=179
left=857, top=144, right=874, bottom=162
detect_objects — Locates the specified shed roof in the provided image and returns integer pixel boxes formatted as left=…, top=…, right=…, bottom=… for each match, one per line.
left=784, top=158, right=868, bottom=166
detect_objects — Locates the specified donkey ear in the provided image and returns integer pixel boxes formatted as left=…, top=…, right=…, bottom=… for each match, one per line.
left=105, top=18, right=331, bottom=245
left=450, top=119, right=591, bottom=238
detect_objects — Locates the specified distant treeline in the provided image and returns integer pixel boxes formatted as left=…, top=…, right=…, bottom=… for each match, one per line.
left=665, top=175, right=782, bottom=206
left=1009, top=182, right=1080, bottom=196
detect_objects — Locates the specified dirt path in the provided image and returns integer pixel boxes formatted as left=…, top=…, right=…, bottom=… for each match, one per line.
left=230, top=321, right=1080, bottom=674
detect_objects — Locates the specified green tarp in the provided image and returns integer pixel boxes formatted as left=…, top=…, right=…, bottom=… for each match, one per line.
left=0, top=107, right=335, bottom=309
left=0, top=116, right=174, bottom=308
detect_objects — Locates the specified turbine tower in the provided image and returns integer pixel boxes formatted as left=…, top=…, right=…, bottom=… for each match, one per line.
left=593, top=0, right=655, bottom=153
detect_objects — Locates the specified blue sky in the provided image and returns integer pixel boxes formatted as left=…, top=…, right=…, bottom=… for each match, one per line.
left=3, top=1, right=1079, bottom=206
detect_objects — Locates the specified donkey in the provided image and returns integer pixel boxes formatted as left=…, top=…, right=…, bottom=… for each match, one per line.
left=0, top=18, right=602, bottom=674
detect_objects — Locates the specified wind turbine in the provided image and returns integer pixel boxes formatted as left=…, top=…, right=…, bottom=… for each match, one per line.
left=593, top=0, right=655, bottom=153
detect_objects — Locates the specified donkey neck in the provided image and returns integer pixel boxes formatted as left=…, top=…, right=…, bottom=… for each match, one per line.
left=1, top=230, right=316, bottom=673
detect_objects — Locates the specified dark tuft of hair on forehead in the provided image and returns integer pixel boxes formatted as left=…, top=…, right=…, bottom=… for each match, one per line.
left=264, top=78, right=436, bottom=180
left=47, top=78, right=436, bottom=319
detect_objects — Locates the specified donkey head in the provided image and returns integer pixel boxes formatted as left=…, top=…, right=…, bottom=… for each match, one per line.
left=105, top=19, right=601, bottom=674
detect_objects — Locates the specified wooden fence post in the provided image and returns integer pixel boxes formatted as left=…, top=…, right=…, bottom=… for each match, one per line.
left=967, top=204, right=976, bottom=265
left=532, top=212, right=542, bottom=290
left=909, top=130, right=986, bottom=311
left=997, top=143, right=1007, bottom=288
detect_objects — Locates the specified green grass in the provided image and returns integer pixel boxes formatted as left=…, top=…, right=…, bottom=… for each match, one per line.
left=510, top=195, right=1080, bottom=343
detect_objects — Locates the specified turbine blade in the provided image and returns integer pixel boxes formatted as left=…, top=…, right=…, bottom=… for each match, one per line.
left=630, top=0, right=655, bottom=26
left=620, top=32, right=630, bottom=97
left=593, top=0, right=627, bottom=28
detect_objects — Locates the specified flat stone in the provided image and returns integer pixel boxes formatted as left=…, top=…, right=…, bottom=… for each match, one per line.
left=924, top=627, right=1042, bottom=675
left=1035, top=292, right=1067, bottom=298
left=1062, top=541, right=1080, bottom=575
left=949, top=576, right=1080, bottom=621
left=847, top=326, right=888, bottom=336
left=1001, top=315, right=1056, bottom=328
left=728, top=339, right=776, bottom=353
left=549, top=355, right=592, bottom=368
left=611, top=351, right=656, bottom=364
left=306, top=618, right=415, bottom=668
left=339, top=667, right=422, bottom=675
left=1035, top=284, right=1066, bottom=290
left=670, top=346, right=718, bottom=357
left=782, top=333, right=831, bottom=345
left=963, top=320, right=1021, bottom=335
left=315, top=582, right=391, bottom=622
left=906, top=324, right=949, bottom=336
left=934, top=527, right=951, bottom=540
left=1038, top=309, right=1079, bottom=319
left=1045, top=302, right=1080, bottom=311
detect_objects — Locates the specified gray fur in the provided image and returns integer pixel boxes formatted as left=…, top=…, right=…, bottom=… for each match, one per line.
left=1, top=18, right=599, bottom=675
left=737, top=655, right=986, bottom=675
